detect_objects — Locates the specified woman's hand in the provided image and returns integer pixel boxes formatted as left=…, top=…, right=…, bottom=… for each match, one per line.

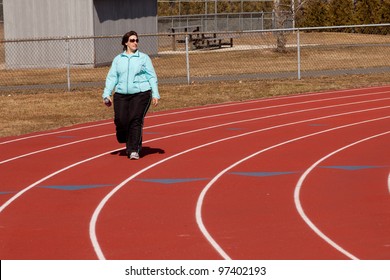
left=103, top=97, right=112, bottom=107
left=152, top=98, right=159, bottom=106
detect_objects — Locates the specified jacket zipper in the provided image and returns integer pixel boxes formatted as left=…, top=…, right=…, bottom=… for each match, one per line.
left=127, top=56, right=130, bottom=93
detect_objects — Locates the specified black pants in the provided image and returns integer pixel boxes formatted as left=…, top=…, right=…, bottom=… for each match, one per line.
left=114, top=91, right=152, bottom=154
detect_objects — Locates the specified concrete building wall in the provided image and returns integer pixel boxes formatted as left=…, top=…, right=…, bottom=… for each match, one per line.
left=3, top=0, right=158, bottom=68
left=93, top=0, right=158, bottom=66
left=93, top=0, right=157, bottom=36
left=4, top=0, right=94, bottom=39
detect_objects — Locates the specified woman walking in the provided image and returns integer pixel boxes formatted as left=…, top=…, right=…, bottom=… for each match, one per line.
left=102, top=31, right=160, bottom=160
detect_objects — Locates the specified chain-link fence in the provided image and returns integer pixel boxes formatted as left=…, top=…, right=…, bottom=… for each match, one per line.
left=158, top=11, right=293, bottom=32
left=1, top=23, right=390, bottom=93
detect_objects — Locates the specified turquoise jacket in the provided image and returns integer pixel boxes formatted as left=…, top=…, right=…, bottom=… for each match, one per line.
left=103, top=50, right=160, bottom=99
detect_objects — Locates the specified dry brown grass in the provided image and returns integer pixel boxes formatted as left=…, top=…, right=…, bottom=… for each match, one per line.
left=1, top=72, right=390, bottom=138
left=1, top=31, right=390, bottom=138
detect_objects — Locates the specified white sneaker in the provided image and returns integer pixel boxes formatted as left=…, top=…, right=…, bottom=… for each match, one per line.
left=129, top=152, right=140, bottom=160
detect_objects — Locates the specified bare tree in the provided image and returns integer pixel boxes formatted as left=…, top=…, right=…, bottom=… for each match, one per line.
left=274, top=0, right=288, bottom=52
left=274, top=0, right=310, bottom=53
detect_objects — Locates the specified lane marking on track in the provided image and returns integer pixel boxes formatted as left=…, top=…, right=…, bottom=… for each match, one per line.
left=294, top=131, right=390, bottom=260
left=1, top=106, right=388, bottom=216
left=147, top=86, right=390, bottom=119
left=90, top=114, right=390, bottom=260
left=195, top=119, right=390, bottom=260
left=145, top=95, right=390, bottom=129
left=0, top=97, right=287, bottom=145
left=0, top=122, right=111, bottom=145
left=2, top=96, right=390, bottom=164
left=1, top=87, right=388, bottom=145
left=0, top=134, right=115, bottom=165
left=388, top=172, right=390, bottom=194
left=0, top=148, right=120, bottom=215
left=0, top=102, right=388, bottom=258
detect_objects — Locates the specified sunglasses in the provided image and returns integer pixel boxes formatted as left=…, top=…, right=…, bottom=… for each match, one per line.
left=129, top=39, right=139, bottom=43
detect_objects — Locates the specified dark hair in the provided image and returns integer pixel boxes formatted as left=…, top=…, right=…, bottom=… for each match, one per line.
left=122, top=31, right=138, bottom=51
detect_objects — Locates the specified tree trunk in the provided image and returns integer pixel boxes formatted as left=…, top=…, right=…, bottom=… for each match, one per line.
left=275, top=0, right=287, bottom=53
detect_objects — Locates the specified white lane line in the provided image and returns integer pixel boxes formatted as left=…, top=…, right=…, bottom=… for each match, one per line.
left=0, top=134, right=114, bottom=165
left=0, top=96, right=280, bottom=145
left=388, top=172, right=390, bottom=194
left=145, top=94, right=390, bottom=130
left=294, top=131, right=390, bottom=260
left=196, top=119, right=390, bottom=260
left=0, top=148, right=121, bottom=215
left=147, top=85, right=389, bottom=118
left=0, top=122, right=112, bottom=145
left=2, top=96, right=390, bottom=164
left=2, top=87, right=388, bottom=145
left=0, top=104, right=388, bottom=257
left=1, top=106, right=389, bottom=215
left=90, top=115, right=390, bottom=260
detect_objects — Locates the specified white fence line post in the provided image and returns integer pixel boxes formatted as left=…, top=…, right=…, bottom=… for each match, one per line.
left=65, top=36, right=71, bottom=91
left=185, top=35, right=191, bottom=85
left=297, top=28, right=301, bottom=80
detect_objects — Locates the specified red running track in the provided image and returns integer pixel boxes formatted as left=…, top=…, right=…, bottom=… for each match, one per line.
left=0, top=86, right=389, bottom=260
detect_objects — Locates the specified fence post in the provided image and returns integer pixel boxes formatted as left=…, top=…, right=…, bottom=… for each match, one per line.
left=65, top=36, right=71, bottom=91
left=297, top=29, right=301, bottom=80
left=185, top=35, right=191, bottom=85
